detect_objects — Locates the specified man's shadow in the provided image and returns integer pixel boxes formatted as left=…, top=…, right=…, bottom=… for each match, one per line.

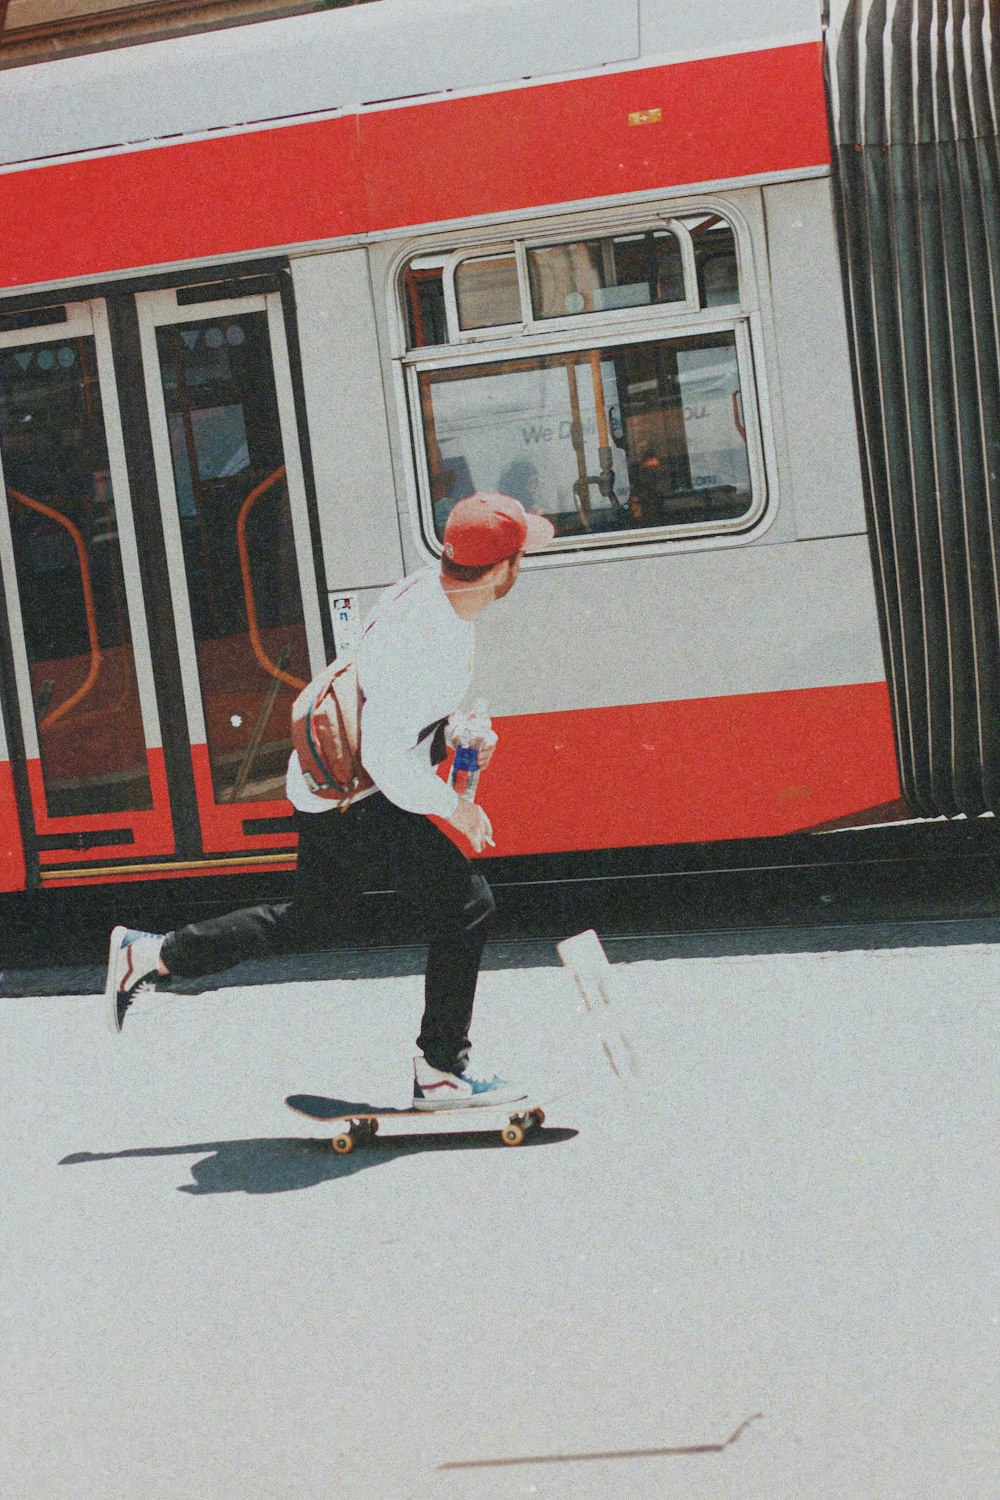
left=60, top=1118, right=577, bottom=1195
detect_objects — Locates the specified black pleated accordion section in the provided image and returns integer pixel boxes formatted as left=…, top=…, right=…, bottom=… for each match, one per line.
left=825, top=0, right=1000, bottom=816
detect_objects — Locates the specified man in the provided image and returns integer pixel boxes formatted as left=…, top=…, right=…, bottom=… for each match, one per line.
left=105, top=492, right=554, bottom=1110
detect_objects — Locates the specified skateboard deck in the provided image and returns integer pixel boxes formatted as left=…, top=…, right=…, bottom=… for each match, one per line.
left=285, top=1093, right=547, bottom=1152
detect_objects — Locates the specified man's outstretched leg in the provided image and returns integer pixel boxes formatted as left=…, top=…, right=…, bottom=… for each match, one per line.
left=105, top=902, right=298, bottom=1034
left=105, top=810, right=352, bottom=1033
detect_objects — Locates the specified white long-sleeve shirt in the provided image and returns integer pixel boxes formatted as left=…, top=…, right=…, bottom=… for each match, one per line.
left=285, top=567, right=473, bottom=817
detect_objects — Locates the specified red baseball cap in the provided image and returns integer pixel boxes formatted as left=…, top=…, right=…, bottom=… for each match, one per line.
left=442, top=492, right=555, bottom=566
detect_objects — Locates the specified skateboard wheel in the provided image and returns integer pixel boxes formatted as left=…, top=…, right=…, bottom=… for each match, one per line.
left=331, top=1132, right=355, bottom=1154
left=501, top=1123, right=526, bottom=1146
left=366, top=1118, right=379, bottom=1135
left=530, top=1108, right=545, bottom=1128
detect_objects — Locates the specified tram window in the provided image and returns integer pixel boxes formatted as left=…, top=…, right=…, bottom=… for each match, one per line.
left=0, top=338, right=153, bottom=816
left=404, top=261, right=447, bottom=348
left=418, top=332, right=753, bottom=541
left=685, top=215, right=739, bottom=307
left=399, top=208, right=759, bottom=549
left=454, top=253, right=521, bottom=331
left=527, top=229, right=686, bottom=319
left=154, top=313, right=311, bottom=803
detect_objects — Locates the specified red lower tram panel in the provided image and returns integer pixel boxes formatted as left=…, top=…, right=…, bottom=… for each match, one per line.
left=462, top=680, right=902, bottom=857
left=25, top=681, right=901, bottom=888
left=0, top=759, right=26, bottom=891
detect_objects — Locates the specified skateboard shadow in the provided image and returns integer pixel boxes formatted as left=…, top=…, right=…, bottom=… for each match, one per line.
left=59, top=1125, right=577, bottom=1196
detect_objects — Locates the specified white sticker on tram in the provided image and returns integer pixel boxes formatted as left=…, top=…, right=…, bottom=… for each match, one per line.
left=331, top=596, right=361, bottom=659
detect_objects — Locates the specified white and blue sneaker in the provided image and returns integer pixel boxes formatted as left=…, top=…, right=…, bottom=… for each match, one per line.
left=105, top=926, right=168, bottom=1033
left=412, top=1054, right=528, bottom=1111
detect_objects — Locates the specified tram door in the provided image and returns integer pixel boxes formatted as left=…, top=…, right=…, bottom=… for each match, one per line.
left=0, top=299, right=173, bottom=871
left=135, top=288, right=326, bottom=855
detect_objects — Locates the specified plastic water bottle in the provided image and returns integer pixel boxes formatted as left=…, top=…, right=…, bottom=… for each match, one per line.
left=450, top=742, right=481, bottom=802
left=448, top=699, right=494, bottom=803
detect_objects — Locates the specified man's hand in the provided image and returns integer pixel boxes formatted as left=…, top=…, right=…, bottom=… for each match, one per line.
left=447, top=797, right=495, bottom=853
left=476, top=738, right=497, bottom=771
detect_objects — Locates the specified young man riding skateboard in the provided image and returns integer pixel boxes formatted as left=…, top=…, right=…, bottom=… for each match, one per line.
left=105, top=492, right=554, bottom=1110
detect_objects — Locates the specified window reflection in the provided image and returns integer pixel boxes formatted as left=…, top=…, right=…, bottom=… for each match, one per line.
left=527, top=229, right=685, bottom=319
left=686, top=214, right=739, bottom=306
left=455, top=254, right=520, bottom=330
left=420, top=333, right=752, bottom=540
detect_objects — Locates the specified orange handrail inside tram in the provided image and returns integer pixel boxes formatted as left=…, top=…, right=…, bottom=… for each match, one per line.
left=589, top=349, right=610, bottom=449
left=8, top=487, right=103, bottom=730
left=235, top=465, right=308, bottom=692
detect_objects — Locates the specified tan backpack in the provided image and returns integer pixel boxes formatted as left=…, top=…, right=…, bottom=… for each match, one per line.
left=289, top=656, right=375, bottom=809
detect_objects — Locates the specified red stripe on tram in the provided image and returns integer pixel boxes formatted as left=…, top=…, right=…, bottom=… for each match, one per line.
left=0, top=43, right=828, bottom=288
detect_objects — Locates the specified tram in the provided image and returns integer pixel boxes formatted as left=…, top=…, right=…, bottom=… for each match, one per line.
left=0, top=0, right=996, bottom=897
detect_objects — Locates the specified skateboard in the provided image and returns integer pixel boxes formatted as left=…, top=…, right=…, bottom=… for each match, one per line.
left=285, top=1093, right=547, bottom=1152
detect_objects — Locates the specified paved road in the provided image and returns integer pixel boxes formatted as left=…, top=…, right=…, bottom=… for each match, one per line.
left=2, top=940, right=997, bottom=1498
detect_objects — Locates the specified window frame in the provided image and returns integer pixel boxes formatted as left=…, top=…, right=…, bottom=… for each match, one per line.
left=520, top=218, right=700, bottom=332
left=439, top=219, right=707, bottom=346
left=390, top=200, right=774, bottom=564
left=443, top=245, right=524, bottom=344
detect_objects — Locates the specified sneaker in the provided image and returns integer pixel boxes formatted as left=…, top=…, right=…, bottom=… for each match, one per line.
left=105, top=926, right=168, bottom=1033
left=412, top=1054, right=528, bottom=1111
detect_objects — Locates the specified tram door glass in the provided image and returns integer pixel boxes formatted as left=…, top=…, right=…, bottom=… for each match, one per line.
left=138, top=289, right=324, bottom=851
left=154, top=312, right=311, bottom=802
left=0, top=307, right=162, bottom=836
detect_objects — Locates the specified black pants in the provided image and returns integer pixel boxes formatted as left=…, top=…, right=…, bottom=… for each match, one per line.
left=160, top=795, right=495, bottom=1073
